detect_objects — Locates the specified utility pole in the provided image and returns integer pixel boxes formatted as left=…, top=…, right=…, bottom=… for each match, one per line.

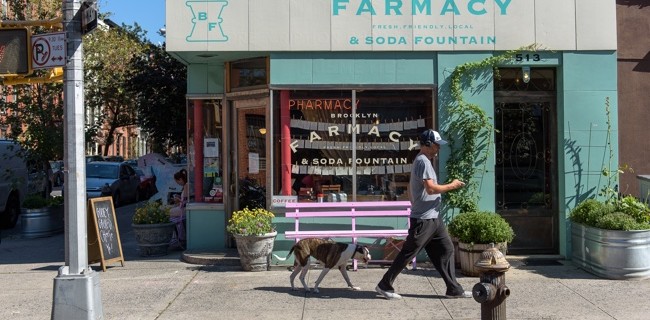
left=51, top=0, right=103, bottom=318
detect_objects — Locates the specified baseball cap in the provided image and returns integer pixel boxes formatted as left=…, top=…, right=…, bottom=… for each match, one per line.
left=420, top=129, right=447, bottom=146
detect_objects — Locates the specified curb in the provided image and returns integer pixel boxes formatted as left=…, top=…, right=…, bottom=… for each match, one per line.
left=181, top=249, right=241, bottom=266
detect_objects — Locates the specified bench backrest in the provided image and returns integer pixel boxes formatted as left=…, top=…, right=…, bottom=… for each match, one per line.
left=285, top=201, right=411, bottom=218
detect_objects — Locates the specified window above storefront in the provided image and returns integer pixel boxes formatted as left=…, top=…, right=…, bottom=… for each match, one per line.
left=227, top=57, right=268, bottom=92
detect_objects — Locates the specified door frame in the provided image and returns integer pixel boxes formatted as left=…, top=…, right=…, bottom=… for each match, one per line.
left=228, top=98, right=270, bottom=214
left=494, top=91, right=559, bottom=254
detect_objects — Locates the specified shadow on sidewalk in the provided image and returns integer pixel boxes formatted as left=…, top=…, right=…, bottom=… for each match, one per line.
left=253, top=286, right=382, bottom=300
left=0, top=201, right=189, bottom=269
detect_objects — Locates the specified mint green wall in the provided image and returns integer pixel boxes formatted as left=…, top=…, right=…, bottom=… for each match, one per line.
left=187, top=64, right=224, bottom=94
left=186, top=50, right=618, bottom=257
left=559, top=51, right=618, bottom=257
left=186, top=208, right=227, bottom=250
left=270, top=52, right=436, bottom=85
left=434, top=51, right=617, bottom=257
left=435, top=52, right=562, bottom=212
left=436, top=53, right=495, bottom=213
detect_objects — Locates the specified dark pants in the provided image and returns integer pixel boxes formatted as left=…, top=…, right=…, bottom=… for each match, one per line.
left=378, top=217, right=464, bottom=296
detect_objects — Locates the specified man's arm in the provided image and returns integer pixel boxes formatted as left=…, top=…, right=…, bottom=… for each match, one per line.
left=423, top=178, right=465, bottom=195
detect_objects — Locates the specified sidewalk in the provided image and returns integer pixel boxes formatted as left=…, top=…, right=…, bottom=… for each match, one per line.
left=1, top=203, right=649, bottom=319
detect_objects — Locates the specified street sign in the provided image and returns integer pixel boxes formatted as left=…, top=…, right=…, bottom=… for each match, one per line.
left=81, top=1, right=98, bottom=35
left=31, top=32, right=65, bottom=69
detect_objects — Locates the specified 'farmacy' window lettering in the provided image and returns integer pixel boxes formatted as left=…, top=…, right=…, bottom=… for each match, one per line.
left=272, top=89, right=434, bottom=202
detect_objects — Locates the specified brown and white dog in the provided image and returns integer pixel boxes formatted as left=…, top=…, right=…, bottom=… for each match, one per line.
left=273, top=238, right=371, bottom=293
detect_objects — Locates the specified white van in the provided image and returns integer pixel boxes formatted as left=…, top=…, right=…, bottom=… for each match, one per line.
left=0, top=140, right=29, bottom=228
left=0, top=140, right=52, bottom=228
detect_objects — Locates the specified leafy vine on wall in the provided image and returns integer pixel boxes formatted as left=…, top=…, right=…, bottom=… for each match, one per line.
left=444, top=44, right=539, bottom=213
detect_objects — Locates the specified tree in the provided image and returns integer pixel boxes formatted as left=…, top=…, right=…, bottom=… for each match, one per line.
left=0, top=0, right=64, bottom=164
left=0, top=84, right=64, bottom=163
left=126, top=41, right=187, bottom=153
left=83, top=21, right=146, bottom=155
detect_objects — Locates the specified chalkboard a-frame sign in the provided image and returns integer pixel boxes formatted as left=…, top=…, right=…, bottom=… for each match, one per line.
left=88, top=197, right=125, bottom=271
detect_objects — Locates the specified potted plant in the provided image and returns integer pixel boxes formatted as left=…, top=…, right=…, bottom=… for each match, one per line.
left=570, top=196, right=650, bottom=280
left=569, top=97, right=650, bottom=280
left=226, top=207, right=276, bottom=271
left=131, top=201, right=174, bottom=257
left=20, top=194, right=64, bottom=238
left=448, top=211, right=515, bottom=276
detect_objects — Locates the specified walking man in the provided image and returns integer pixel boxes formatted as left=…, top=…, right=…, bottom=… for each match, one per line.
left=375, top=129, right=471, bottom=300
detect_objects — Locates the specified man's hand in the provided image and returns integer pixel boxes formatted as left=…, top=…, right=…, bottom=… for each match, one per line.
left=450, top=179, right=465, bottom=189
left=425, top=178, right=466, bottom=194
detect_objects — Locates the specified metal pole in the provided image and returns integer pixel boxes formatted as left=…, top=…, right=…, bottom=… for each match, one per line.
left=193, top=99, right=204, bottom=201
left=280, top=90, right=291, bottom=195
left=52, top=1, right=103, bottom=318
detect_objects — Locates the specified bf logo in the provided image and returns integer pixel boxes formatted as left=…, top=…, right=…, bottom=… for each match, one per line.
left=186, top=0, right=229, bottom=42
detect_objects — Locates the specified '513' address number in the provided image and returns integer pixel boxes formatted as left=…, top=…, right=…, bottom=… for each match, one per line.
left=515, top=54, right=541, bottom=62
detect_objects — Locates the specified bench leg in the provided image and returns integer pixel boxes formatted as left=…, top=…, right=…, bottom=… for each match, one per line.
left=352, top=237, right=358, bottom=271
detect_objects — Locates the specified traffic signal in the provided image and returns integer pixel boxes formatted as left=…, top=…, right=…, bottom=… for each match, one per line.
left=0, top=28, right=31, bottom=76
left=49, top=67, right=63, bottom=79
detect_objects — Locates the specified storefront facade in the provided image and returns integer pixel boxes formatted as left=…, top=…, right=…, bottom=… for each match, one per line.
left=165, top=0, right=617, bottom=257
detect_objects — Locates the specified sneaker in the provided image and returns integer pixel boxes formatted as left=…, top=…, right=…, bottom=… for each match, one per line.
left=375, top=285, right=402, bottom=300
left=445, top=290, right=472, bottom=299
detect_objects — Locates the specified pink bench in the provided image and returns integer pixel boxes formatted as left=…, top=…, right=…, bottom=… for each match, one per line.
left=284, top=201, right=415, bottom=270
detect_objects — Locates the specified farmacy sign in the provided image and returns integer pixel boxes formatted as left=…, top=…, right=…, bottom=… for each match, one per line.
left=167, top=0, right=616, bottom=52
left=331, top=0, right=513, bottom=16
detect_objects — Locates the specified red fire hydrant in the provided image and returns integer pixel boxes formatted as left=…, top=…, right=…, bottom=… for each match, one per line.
left=472, top=244, right=511, bottom=320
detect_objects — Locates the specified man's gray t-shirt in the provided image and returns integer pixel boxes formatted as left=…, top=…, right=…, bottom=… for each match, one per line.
left=409, top=153, right=441, bottom=219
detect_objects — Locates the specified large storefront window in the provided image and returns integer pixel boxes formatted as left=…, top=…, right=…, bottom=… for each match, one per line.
left=272, top=89, right=433, bottom=203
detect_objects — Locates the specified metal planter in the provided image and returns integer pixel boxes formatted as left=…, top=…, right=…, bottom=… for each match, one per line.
left=571, top=222, right=650, bottom=280
left=20, top=205, right=64, bottom=238
left=132, top=222, right=175, bottom=257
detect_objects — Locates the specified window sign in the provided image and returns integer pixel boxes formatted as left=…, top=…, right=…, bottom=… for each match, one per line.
left=274, top=89, right=433, bottom=202
left=249, top=152, right=260, bottom=174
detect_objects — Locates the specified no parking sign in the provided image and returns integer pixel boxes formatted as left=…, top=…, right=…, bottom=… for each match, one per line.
left=31, top=32, right=65, bottom=70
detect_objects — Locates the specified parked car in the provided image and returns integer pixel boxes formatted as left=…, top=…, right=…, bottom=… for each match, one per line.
left=86, top=161, right=140, bottom=207
left=0, top=140, right=52, bottom=228
left=123, top=159, right=138, bottom=167
left=131, top=166, right=157, bottom=200
left=103, top=155, right=124, bottom=162
left=85, top=155, right=104, bottom=162
left=0, top=140, right=28, bottom=229
left=28, top=159, right=52, bottom=199
left=50, top=160, right=64, bottom=187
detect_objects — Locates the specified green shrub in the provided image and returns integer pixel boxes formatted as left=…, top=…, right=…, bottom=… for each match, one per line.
left=616, top=195, right=650, bottom=224
left=570, top=196, right=650, bottom=230
left=569, top=199, right=613, bottom=226
left=595, top=212, right=650, bottom=231
left=132, top=201, right=170, bottom=224
left=448, top=211, right=515, bottom=244
left=22, top=195, right=49, bottom=209
left=48, top=196, right=64, bottom=206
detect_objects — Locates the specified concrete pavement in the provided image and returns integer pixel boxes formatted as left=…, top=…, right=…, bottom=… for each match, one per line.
left=2, top=202, right=650, bottom=320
